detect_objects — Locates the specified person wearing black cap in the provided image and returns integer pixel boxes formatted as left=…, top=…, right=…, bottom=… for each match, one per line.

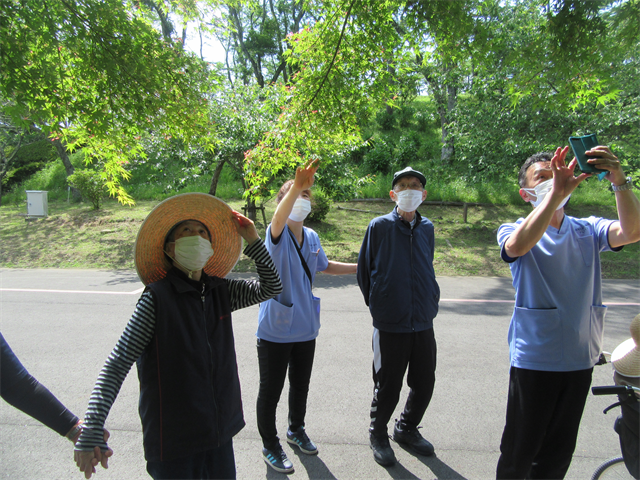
left=357, top=166, right=440, bottom=467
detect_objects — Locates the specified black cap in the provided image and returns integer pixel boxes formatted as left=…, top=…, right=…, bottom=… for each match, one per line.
left=392, top=166, right=426, bottom=188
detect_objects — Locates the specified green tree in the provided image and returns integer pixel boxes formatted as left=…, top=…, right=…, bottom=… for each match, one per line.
left=212, top=0, right=308, bottom=86
left=207, top=83, right=287, bottom=219
left=0, top=110, right=23, bottom=206
left=243, top=0, right=640, bottom=192
left=449, top=0, right=640, bottom=182
left=1, top=0, right=218, bottom=204
left=0, top=99, right=56, bottom=204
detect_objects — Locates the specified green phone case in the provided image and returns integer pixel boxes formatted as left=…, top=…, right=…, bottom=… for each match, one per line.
left=569, top=134, right=607, bottom=180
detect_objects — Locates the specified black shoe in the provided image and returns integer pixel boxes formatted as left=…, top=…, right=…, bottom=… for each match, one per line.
left=393, top=422, right=435, bottom=456
left=287, top=427, right=318, bottom=455
left=369, top=432, right=396, bottom=466
left=262, top=445, right=294, bottom=473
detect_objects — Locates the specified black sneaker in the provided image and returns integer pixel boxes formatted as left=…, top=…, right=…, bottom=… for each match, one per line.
left=286, top=427, right=318, bottom=455
left=369, top=432, right=396, bottom=466
left=393, top=422, right=435, bottom=456
left=262, top=445, right=294, bottom=473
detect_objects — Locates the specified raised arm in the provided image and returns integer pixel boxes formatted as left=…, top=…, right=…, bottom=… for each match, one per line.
left=74, top=292, right=156, bottom=479
left=586, top=146, right=640, bottom=248
left=270, top=159, right=318, bottom=240
left=227, top=239, right=283, bottom=311
left=231, top=210, right=260, bottom=245
left=504, top=146, right=590, bottom=258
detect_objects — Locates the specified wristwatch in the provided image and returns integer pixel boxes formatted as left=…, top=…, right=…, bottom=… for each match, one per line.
left=612, top=176, right=634, bottom=192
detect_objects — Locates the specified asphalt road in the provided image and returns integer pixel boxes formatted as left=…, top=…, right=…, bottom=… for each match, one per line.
left=1, top=269, right=638, bottom=480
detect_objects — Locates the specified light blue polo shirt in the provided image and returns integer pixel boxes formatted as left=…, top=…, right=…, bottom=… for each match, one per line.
left=498, top=215, right=620, bottom=372
left=257, top=224, right=329, bottom=343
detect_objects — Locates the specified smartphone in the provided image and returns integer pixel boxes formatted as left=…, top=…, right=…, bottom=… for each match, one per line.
left=569, top=134, right=608, bottom=180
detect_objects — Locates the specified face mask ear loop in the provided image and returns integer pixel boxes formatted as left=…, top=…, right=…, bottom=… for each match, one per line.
left=522, top=188, right=538, bottom=205
left=164, top=249, right=196, bottom=279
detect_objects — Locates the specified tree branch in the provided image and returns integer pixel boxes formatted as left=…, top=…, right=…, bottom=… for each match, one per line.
left=307, top=0, right=358, bottom=108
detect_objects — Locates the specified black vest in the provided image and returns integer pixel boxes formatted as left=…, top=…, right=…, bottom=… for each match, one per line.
left=137, top=268, right=245, bottom=461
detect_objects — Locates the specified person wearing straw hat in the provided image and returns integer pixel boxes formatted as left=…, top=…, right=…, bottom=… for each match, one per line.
left=611, top=314, right=640, bottom=479
left=256, top=159, right=357, bottom=474
left=357, top=166, right=439, bottom=467
left=73, top=193, right=282, bottom=480
left=496, top=146, right=640, bottom=479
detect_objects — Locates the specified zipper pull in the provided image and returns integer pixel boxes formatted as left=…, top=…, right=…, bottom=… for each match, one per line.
left=201, top=283, right=205, bottom=303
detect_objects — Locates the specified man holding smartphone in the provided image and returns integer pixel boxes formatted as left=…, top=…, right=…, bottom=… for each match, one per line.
left=495, top=145, right=640, bottom=479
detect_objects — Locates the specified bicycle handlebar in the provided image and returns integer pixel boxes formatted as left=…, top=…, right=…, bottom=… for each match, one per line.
left=592, top=385, right=639, bottom=414
left=592, top=385, right=633, bottom=396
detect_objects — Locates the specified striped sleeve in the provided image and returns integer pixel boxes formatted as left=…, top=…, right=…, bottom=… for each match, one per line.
left=74, top=291, right=156, bottom=452
left=227, top=238, right=283, bottom=312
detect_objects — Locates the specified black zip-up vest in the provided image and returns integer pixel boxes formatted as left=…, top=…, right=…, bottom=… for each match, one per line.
left=137, top=268, right=245, bottom=461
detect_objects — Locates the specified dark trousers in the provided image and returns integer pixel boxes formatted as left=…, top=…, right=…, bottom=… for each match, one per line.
left=496, top=367, right=593, bottom=479
left=256, top=338, right=316, bottom=450
left=146, top=439, right=235, bottom=479
left=370, top=328, right=437, bottom=437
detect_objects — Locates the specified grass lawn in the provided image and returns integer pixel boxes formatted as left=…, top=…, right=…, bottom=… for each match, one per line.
left=1, top=198, right=638, bottom=279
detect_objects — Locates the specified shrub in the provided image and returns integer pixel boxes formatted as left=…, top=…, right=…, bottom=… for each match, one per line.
left=363, top=138, right=395, bottom=174
left=67, top=169, right=108, bottom=210
left=395, top=132, right=422, bottom=165
left=397, top=106, right=415, bottom=128
left=3, top=162, right=47, bottom=189
left=308, top=188, right=332, bottom=222
left=375, top=108, right=396, bottom=131
left=414, top=110, right=430, bottom=132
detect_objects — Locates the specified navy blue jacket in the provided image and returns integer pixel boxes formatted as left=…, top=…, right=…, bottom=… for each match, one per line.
left=138, top=268, right=244, bottom=461
left=357, top=207, right=439, bottom=332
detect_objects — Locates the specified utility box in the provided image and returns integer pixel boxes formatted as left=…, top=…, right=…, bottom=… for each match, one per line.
left=26, top=190, right=48, bottom=218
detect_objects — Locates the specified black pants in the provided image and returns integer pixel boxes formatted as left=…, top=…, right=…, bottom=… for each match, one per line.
left=146, top=439, right=235, bottom=479
left=496, top=367, right=593, bottom=479
left=370, top=328, right=437, bottom=437
left=256, top=338, right=316, bottom=450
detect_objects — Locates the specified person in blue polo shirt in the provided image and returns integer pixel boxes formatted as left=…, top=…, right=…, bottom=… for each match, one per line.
left=496, top=145, right=640, bottom=479
left=256, top=159, right=357, bottom=474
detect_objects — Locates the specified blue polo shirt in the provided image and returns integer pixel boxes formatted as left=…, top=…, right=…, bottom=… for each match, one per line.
left=257, top=224, right=329, bottom=343
left=498, top=215, right=621, bottom=372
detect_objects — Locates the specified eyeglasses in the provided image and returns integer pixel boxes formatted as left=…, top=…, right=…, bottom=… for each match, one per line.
left=394, top=181, right=423, bottom=191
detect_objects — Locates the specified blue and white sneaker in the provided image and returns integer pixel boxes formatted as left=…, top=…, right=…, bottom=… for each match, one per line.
left=262, top=445, right=294, bottom=473
left=286, top=427, right=318, bottom=455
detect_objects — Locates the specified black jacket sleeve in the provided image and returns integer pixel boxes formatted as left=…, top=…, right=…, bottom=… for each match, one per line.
left=1, top=332, right=78, bottom=437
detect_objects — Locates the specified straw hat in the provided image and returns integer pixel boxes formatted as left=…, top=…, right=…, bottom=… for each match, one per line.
left=135, top=193, right=242, bottom=285
left=611, top=313, right=640, bottom=378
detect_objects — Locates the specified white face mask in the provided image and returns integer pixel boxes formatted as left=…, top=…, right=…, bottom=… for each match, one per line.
left=394, top=189, right=423, bottom=212
left=522, top=178, right=571, bottom=210
left=289, top=198, right=312, bottom=222
left=170, top=235, right=213, bottom=273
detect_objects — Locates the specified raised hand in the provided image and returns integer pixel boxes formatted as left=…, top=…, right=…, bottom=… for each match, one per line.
left=585, top=146, right=626, bottom=185
left=293, top=158, right=319, bottom=191
left=550, top=146, right=590, bottom=199
left=231, top=210, right=259, bottom=245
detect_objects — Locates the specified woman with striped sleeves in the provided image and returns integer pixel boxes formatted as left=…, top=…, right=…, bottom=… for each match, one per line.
left=73, top=193, right=282, bottom=480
